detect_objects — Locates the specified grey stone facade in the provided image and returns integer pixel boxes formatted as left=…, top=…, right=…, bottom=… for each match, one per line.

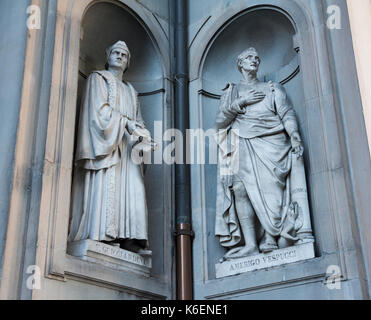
left=0, top=0, right=370, bottom=300
left=189, top=0, right=371, bottom=300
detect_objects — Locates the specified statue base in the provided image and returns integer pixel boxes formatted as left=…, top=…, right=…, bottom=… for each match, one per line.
left=215, top=242, right=315, bottom=279
left=67, top=239, right=152, bottom=277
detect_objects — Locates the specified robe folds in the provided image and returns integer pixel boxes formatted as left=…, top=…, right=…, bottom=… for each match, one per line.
left=68, top=70, right=149, bottom=245
left=215, top=81, right=300, bottom=248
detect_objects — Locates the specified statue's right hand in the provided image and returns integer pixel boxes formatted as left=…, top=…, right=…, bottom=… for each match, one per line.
left=126, top=120, right=137, bottom=135
left=230, top=100, right=246, bottom=115
left=238, top=89, right=266, bottom=108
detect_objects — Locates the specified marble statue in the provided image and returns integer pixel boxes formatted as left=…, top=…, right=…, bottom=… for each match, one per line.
left=215, top=48, right=314, bottom=261
left=68, top=41, right=155, bottom=256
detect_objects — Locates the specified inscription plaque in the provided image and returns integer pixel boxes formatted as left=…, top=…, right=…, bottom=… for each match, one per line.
left=215, top=242, right=315, bottom=278
left=67, top=239, right=152, bottom=276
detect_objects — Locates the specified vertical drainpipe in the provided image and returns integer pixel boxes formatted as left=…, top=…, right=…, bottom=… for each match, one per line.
left=174, top=0, right=193, bottom=300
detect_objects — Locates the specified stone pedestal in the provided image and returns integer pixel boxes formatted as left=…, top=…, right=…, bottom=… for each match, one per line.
left=67, top=240, right=152, bottom=277
left=215, top=242, right=315, bottom=278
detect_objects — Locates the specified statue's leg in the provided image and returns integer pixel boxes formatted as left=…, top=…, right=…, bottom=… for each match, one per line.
left=225, top=180, right=259, bottom=259
left=259, top=232, right=278, bottom=253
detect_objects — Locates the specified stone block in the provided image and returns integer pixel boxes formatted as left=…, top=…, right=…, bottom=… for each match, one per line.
left=215, top=242, right=315, bottom=278
left=67, top=240, right=152, bottom=277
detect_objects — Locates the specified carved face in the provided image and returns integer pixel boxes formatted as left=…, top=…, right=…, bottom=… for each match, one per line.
left=107, top=48, right=129, bottom=71
left=239, top=50, right=261, bottom=73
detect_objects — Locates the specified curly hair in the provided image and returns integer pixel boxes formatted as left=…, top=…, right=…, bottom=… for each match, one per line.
left=237, top=48, right=260, bottom=73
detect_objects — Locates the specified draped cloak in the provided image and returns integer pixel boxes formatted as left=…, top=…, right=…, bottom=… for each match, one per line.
left=68, top=70, right=149, bottom=245
left=215, top=81, right=299, bottom=248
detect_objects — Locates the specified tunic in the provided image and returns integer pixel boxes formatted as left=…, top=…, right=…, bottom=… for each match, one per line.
left=215, top=80, right=299, bottom=247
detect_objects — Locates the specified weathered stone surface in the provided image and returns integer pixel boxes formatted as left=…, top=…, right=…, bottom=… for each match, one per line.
left=214, top=47, right=313, bottom=261
left=215, top=242, right=315, bottom=278
left=68, top=41, right=156, bottom=257
left=68, top=240, right=152, bottom=276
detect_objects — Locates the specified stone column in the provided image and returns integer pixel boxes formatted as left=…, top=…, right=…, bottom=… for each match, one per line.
left=347, top=0, right=371, bottom=156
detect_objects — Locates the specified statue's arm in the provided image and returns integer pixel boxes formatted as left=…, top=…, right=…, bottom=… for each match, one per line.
left=135, top=93, right=146, bottom=128
left=89, top=73, right=110, bottom=120
left=76, top=72, right=129, bottom=161
left=128, top=88, right=152, bottom=142
left=90, top=72, right=125, bottom=127
left=215, top=84, right=240, bottom=129
left=274, top=83, right=304, bottom=156
left=273, top=83, right=299, bottom=137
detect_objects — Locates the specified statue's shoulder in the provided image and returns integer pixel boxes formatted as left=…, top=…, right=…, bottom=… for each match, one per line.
left=91, top=70, right=111, bottom=81
left=267, top=81, right=286, bottom=93
left=86, top=70, right=110, bottom=84
left=123, top=80, right=135, bottom=90
left=222, top=82, right=236, bottom=91
left=123, top=80, right=138, bottom=97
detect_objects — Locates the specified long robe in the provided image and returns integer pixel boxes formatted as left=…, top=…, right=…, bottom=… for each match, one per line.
left=215, top=81, right=299, bottom=248
left=68, top=70, right=149, bottom=245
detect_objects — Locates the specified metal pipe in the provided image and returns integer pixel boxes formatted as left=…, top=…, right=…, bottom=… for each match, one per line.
left=176, top=224, right=193, bottom=300
left=174, top=0, right=193, bottom=300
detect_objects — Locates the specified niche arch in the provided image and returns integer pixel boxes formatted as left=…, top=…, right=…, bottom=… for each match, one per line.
left=36, top=0, right=173, bottom=299
left=189, top=1, right=349, bottom=299
left=73, top=1, right=167, bottom=276
left=202, top=7, right=312, bottom=271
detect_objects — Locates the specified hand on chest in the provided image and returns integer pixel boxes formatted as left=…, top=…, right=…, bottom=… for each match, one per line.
left=237, top=82, right=275, bottom=114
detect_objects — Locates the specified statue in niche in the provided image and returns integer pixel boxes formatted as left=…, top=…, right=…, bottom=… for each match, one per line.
left=68, top=41, right=155, bottom=256
left=215, top=47, right=314, bottom=261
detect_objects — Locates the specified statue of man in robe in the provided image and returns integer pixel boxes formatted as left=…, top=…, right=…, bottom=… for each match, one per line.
left=68, top=41, right=153, bottom=256
left=215, top=48, right=313, bottom=260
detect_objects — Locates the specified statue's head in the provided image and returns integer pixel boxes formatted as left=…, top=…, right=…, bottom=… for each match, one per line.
left=105, top=41, right=131, bottom=72
left=237, top=47, right=261, bottom=74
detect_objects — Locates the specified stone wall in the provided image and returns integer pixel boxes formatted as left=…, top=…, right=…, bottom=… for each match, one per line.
left=0, top=0, right=175, bottom=300
left=0, top=0, right=30, bottom=280
left=189, top=0, right=371, bottom=299
left=0, top=0, right=370, bottom=300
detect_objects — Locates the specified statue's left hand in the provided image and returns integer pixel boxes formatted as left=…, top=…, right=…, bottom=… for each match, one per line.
left=126, top=120, right=146, bottom=135
left=135, top=122, right=145, bottom=129
left=126, top=120, right=137, bottom=135
left=132, top=127, right=151, bottom=140
left=291, top=132, right=304, bottom=158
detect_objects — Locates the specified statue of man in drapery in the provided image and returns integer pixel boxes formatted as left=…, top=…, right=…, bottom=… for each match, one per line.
left=68, top=41, right=154, bottom=256
left=215, top=48, right=313, bottom=260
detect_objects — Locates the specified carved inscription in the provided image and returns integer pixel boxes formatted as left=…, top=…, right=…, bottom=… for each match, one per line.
left=229, top=250, right=297, bottom=272
left=215, top=243, right=315, bottom=278
left=93, top=242, right=149, bottom=267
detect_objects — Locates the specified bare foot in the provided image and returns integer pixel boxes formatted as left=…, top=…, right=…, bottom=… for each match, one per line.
left=259, top=233, right=278, bottom=253
left=223, top=246, right=243, bottom=260
left=259, top=241, right=278, bottom=253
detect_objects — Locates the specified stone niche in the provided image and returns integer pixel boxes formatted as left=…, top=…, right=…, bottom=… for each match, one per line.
left=199, top=9, right=315, bottom=279
left=66, top=1, right=170, bottom=284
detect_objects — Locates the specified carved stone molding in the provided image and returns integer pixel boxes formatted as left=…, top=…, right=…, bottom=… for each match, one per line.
left=33, top=0, right=173, bottom=299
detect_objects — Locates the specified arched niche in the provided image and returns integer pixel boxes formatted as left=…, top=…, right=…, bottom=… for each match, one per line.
left=200, top=8, right=310, bottom=276
left=190, top=0, right=355, bottom=300
left=201, top=8, right=306, bottom=129
left=73, top=1, right=166, bottom=277
left=79, top=2, right=163, bottom=85
left=202, top=9, right=297, bottom=85
left=36, top=0, right=173, bottom=299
